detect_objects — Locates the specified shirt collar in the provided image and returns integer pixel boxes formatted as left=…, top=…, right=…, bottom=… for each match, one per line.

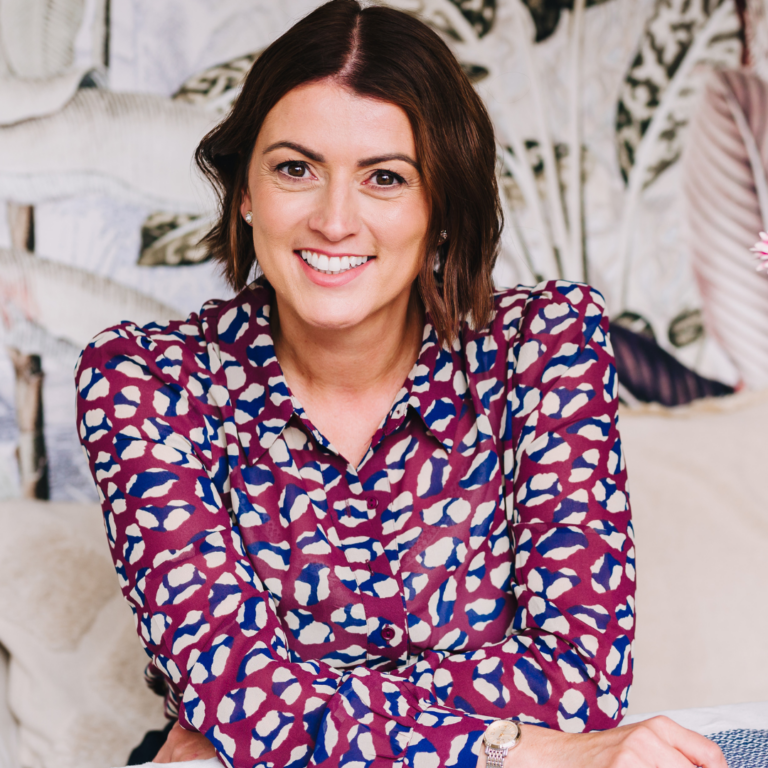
left=215, top=282, right=468, bottom=464
left=397, top=319, right=467, bottom=453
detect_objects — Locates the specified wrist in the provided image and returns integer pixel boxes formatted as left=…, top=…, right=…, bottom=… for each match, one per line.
left=483, top=720, right=522, bottom=768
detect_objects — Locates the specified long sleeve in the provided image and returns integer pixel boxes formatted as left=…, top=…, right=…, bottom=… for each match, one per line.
left=430, top=283, right=633, bottom=723
left=504, top=282, right=634, bottom=726
left=75, top=322, right=337, bottom=765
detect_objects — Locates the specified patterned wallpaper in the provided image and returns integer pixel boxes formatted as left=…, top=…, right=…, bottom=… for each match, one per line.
left=1, top=0, right=766, bottom=501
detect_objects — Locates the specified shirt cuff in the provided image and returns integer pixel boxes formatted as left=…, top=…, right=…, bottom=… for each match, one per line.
left=400, top=704, right=488, bottom=768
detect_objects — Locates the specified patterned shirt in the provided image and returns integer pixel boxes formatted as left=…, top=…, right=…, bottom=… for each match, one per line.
left=75, top=279, right=634, bottom=768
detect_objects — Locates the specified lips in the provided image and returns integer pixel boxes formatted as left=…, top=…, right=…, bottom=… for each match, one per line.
left=298, top=249, right=372, bottom=275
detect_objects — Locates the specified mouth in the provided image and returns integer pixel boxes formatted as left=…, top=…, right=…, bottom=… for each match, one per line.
left=297, top=249, right=373, bottom=275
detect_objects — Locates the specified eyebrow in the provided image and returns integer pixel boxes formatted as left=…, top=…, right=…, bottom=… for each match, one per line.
left=263, top=141, right=419, bottom=170
left=360, top=153, right=419, bottom=170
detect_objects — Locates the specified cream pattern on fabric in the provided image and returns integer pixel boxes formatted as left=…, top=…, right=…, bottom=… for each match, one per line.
left=75, top=279, right=634, bottom=767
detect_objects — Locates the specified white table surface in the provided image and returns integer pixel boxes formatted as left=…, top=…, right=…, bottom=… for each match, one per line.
left=121, top=701, right=768, bottom=768
left=623, top=700, right=768, bottom=736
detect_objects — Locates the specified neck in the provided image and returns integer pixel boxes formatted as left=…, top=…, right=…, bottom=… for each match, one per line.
left=271, top=287, right=424, bottom=398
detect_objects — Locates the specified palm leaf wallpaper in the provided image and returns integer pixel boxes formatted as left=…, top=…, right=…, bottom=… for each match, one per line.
left=1, top=0, right=767, bottom=501
left=684, top=69, right=768, bottom=390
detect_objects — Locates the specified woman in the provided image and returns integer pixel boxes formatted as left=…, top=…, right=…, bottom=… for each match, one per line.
left=75, top=2, right=725, bottom=766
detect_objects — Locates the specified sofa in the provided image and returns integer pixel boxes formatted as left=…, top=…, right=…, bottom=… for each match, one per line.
left=0, top=502, right=164, bottom=768
left=0, top=389, right=766, bottom=768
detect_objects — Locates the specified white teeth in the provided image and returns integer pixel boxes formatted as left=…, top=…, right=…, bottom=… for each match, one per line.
left=299, top=250, right=369, bottom=274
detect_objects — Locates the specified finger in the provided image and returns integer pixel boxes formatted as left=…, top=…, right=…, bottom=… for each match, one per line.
left=645, top=717, right=727, bottom=768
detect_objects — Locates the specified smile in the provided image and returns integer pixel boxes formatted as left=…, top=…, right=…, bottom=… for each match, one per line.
left=298, top=250, right=372, bottom=275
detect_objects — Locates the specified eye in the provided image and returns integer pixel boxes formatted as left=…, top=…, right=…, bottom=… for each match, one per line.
left=277, top=161, right=310, bottom=179
left=370, top=169, right=405, bottom=187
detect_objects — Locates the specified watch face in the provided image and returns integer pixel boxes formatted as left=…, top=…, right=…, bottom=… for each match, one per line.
left=485, top=720, right=520, bottom=749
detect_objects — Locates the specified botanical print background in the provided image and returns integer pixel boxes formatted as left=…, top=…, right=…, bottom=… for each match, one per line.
left=1, top=0, right=768, bottom=503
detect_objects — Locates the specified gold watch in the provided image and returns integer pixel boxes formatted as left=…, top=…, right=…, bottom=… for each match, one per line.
left=483, top=720, right=521, bottom=767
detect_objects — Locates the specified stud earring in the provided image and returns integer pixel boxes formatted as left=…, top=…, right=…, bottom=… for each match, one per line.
left=245, top=211, right=253, bottom=225
left=439, top=230, right=448, bottom=244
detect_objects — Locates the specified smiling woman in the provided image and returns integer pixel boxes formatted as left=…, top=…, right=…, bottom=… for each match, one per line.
left=73, top=2, right=725, bottom=768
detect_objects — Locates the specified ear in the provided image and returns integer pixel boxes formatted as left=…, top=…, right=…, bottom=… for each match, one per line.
left=239, top=187, right=253, bottom=220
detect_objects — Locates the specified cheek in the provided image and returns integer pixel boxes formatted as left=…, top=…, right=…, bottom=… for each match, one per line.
left=377, top=201, right=429, bottom=265
left=367, top=186, right=429, bottom=230
left=251, top=185, right=306, bottom=240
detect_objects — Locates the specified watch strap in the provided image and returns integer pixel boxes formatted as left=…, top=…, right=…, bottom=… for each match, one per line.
left=485, top=745, right=506, bottom=768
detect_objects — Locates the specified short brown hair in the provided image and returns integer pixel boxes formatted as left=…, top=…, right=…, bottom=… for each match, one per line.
left=195, top=0, right=501, bottom=345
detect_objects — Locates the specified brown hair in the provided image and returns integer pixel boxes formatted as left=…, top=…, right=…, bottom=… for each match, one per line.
left=195, top=0, right=501, bottom=345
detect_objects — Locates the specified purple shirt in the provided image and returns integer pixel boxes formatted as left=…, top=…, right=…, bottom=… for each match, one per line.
left=75, top=279, right=634, bottom=768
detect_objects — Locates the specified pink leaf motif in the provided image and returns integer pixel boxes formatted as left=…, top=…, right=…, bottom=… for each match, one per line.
left=683, top=69, right=768, bottom=390
left=751, top=230, right=768, bottom=272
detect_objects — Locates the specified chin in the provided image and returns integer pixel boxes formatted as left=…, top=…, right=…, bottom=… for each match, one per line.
left=294, top=291, right=379, bottom=330
left=301, top=308, right=370, bottom=332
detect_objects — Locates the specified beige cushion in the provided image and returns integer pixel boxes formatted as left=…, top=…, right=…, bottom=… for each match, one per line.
left=0, top=500, right=164, bottom=768
left=0, top=645, right=18, bottom=768
left=620, top=389, right=768, bottom=716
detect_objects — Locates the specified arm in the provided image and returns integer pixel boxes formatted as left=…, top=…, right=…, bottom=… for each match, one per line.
left=391, top=282, right=724, bottom=768
left=494, top=282, right=635, bottom=728
left=475, top=716, right=726, bottom=768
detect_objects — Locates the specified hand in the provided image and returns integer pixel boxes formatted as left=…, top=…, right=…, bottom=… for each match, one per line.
left=153, top=721, right=217, bottom=763
left=477, top=717, right=726, bottom=768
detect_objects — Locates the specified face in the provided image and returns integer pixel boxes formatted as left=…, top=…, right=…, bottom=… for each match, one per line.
left=241, top=79, right=430, bottom=335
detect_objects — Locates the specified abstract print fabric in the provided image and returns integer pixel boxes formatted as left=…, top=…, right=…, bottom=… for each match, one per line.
left=75, top=279, right=635, bottom=768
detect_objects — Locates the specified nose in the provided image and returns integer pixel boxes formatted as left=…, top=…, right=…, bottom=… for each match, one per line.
left=307, top=177, right=360, bottom=243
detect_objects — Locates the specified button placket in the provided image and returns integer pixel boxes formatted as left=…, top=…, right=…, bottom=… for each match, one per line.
left=350, top=492, right=408, bottom=667
left=359, top=563, right=408, bottom=663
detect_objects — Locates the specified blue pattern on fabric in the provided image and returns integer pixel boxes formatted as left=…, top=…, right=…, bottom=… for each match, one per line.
left=75, top=280, right=634, bottom=768
left=708, top=729, right=768, bottom=767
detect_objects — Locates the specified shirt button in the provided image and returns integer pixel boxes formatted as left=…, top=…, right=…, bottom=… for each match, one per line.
left=381, top=626, right=395, bottom=642
left=367, top=497, right=378, bottom=509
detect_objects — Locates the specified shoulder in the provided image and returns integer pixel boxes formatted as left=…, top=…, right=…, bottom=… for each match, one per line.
left=490, top=280, right=607, bottom=341
left=464, top=280, right=606, bottom=349
left=74, top=286, right=269, bottom=417
left=76, top=299, right=219, bottom=396
left=460, top=280, right=610, bottom=384
left=77, top=282, right=271, bottom=374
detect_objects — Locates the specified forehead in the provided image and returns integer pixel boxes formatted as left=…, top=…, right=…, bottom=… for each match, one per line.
left=256, top=80, right=416, bottom=157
